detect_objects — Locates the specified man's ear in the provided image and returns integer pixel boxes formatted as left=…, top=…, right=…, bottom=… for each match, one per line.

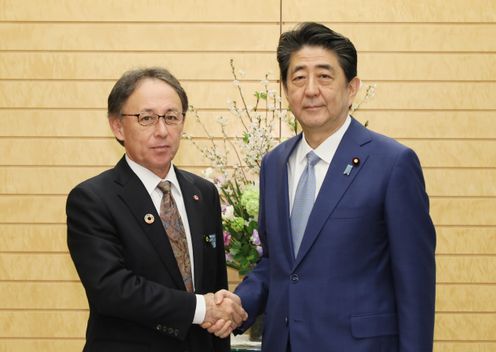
left=348, top=76, right=361, bottom=108
left=282, top=83, right=289, bottom=105
left=108, top=115, right=125, bottom=144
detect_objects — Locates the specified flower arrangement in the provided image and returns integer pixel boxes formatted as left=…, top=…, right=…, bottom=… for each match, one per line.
left=185, top=60, right=375, bottom=275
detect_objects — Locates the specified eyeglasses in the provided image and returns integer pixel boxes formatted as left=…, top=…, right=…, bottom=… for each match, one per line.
left=120, top=111, right=185, bottom=126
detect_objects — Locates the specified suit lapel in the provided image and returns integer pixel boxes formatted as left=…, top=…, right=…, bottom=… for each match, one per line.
left=113, top=157, right=186, bottom=290
left=294, top=119, right=372, bottom=267
left=276, top=135, right=302, bottom=267
left=176, top=168, right=205, bottom=292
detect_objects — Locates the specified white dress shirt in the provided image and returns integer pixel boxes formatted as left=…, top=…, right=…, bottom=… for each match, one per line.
left=125, top=155, right=206, bottom=324
left=288, top=116, right=352, bottom=212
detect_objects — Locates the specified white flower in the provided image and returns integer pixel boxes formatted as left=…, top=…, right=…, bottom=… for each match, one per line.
left=216, top=115, right=229, bottom=126
left=222, top=204, right=235, bottom=220
left=203, top=167, right=214, bottom=178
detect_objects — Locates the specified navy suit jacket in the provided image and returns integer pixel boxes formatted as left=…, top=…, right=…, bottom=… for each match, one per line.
left=67, top=156, right=229, bottom=352
left=235, top=118, right=436, bottom=352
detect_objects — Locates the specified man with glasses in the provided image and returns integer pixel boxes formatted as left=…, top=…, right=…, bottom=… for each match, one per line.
left=66, top=67, right=247, bottom=352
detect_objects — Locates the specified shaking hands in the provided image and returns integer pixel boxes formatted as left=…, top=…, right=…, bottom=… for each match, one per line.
left=202, top=289, right=248, bottom=338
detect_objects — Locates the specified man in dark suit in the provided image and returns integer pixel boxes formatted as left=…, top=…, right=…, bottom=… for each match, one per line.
left=67, top=67, right=246, bottom=352
left=212, top=22, right=436, bottom=351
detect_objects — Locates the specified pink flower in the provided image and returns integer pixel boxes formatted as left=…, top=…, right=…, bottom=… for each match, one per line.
left=256, top=245, right=263, bottom=256
left=250, top=229, right=261, bottom=246
left=223, top=231, right=232, bottom=247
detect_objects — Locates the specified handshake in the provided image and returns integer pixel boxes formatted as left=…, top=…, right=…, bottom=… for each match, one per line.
left=201, top=289, right=248, bottom=338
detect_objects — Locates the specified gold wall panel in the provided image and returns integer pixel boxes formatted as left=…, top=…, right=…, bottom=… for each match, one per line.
left=360, top=111, right=496, bottom=139
left=0, top=224, right=67, bottom=251
left=0, top=109, right=284, bottom=138
left=3, top=138, right=495, bottom=168
left=0, top=23, right=280, bottom=51
left=362, top=82, right=496, bottom=110
left=0, top=196, right=67, bottom=223
left=437, top=227, right=496, bottom=254
left=0, top=81, right=279, bottom=109
left=0, top=52, right=278, bottom=80
left=0, top=166, right=108, bottom=194
left=0, top=110, right=111, bottom=137
left=282, top=0, right=496, bottom=22
left=0, top=139, right=122, bottom=166
left=0, top=282, right=86, bottom=309
left=0, top=311, right=88, bottom=337
left=435, top=313, right=496, bottom=340
left=2, top=81, right=494, bottom=110
left=437, top=284, right=496, bottom=312
left=359, top=53, right=496, bottom=81
left=1, top=252, right=496, bottom=283
left=3, top=110, right=493, bottom=140
left=0, top=0, right=280, bottom=22
left=0, top=339, right=84, bottom=352
left=7, top=340, right=493, bottom=352
left=1, top=0, right=494, bottom=349
left=431, top=198, right=496, bottom=226
left=437, top=256, right=496, bottom=283
left=0, top=253, right=78, bottom=281
left=3, top=224, right=493, bottom=255
left=4, top=52, right=494, bottom=82
left=2, top=23, right=495, bottom=52
left=1, top=166, right=494, bottom=197
left=434, top=343, right=496, bottom=352
left=424, top=169, right=496, bottom=197
left=403, top=140, right=496, bottom=168
left=281, top=24, right=496, bottom=52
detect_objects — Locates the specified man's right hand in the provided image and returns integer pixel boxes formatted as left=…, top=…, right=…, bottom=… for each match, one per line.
left=201, top=290, right=248, bottom=338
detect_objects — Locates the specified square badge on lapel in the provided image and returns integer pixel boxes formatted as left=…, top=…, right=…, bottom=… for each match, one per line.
left=204, top=234, right=217, bottom=248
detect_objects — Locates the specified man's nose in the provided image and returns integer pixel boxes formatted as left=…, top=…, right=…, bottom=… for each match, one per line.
left=304, top=76, right=319, bottom=96
left=154, top=117, right=169, bottom=136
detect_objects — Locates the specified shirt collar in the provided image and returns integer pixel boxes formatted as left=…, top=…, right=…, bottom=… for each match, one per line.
left=125, top=155, right=180, bottom=195
left=298, top=115, right=352, bottom=164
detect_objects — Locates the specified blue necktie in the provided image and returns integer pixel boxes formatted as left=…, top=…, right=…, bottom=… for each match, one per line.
left=291, top=151, right=320, bottom=257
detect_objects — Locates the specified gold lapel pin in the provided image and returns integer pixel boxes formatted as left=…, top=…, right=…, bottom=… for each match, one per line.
left=352, top=157, right=360, bottom=166
left=144, top=213, right=155, bottom=224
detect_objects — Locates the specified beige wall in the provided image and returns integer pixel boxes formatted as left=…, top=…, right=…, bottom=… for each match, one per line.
left=0, top=1, right=495, bottom=351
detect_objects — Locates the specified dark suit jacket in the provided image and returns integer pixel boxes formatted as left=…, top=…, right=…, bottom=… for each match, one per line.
left=235, top=118, right=436, bottom=352
left=67, top=156, right=230, bottom=352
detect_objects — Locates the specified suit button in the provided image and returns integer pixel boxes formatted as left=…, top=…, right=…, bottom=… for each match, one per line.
left=168, top=327, right=174, bottom=334
left=156, top=324, right=162, bottom=331
left=174, top=329, right=179, bottom=336
left=290, top=274, right=299, bottom=282
left=284, top=317, right=288, bottom=326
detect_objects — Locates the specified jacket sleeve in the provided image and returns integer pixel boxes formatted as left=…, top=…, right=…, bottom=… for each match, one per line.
left=385, top=147, right=436, bottom=352
left=66, top=182, right=197, bottom=340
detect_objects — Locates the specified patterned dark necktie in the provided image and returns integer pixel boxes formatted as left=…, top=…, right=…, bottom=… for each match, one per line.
left=157, top=181, right=193, bottom=292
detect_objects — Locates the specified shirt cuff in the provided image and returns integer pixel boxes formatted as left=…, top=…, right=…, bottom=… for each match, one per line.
left=193, top=294, right=206, bottom=324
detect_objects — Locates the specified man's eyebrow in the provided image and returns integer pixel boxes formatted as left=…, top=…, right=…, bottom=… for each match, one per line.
left=290, top=63, right=335, bottom=73
left=316, top=64, right=335, bottom=71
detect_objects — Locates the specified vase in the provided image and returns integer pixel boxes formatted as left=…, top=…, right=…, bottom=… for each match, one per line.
left=248, top=314, right=264, bottom=342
